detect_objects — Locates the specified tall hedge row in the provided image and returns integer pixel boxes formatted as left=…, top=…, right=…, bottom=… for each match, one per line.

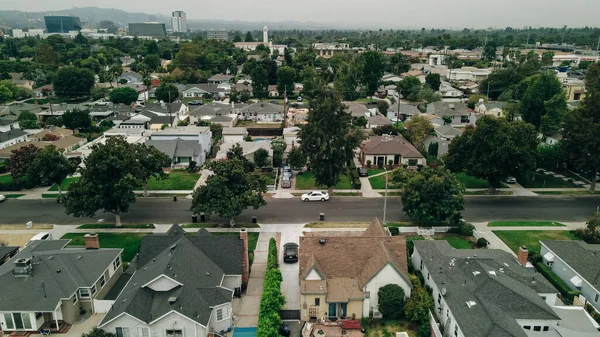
left=256, top=238, right=285, bottom=337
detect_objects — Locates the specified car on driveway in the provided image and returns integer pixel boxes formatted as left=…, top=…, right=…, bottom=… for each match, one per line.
left=301, top=191, right=329, bottom=202
left=357, top=167, right=368, bottom=177
left=188, top=100, right=203, bottom=105
left=506, top=176, right=516, bottom=184
left=296, top=96, right=303, bottom=102
left=283, top=242, right=298, bottom=263
left=0, top=194, right=5, bottom=202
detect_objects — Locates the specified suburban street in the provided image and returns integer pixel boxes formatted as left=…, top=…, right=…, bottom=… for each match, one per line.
left=1, top=196, right=599, bottom=225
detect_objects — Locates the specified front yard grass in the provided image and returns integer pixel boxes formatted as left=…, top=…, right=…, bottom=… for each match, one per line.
left=367, top=168, right=386, bottom=176
left=518, top=172, right=580, bottom=188
left=0, top=174, right=13, bottom=183
left=492, top=230, right=577, bottom=254
left=41, top=194, right=59, bottom=198
left=488, top=221, right=565, bottom=227
left=364, top=319, right=418, bottom=337
left=76, top=223, right=155, bottom=229
left=145, top=171, right=200, bottom=190
left=61, top=233, right=147, bottom=262
left=295, top=171, right=352, bottom=190
left=48, top=177, right=80, bottom=191
left=369, top=173, right=399, bottom=190
left=435, top=236, right=472, bottom=249
left=454, top=172, right=505, bottom=188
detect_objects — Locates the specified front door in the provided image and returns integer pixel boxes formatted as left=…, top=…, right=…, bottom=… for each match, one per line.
left=328, top=303, right=337, bottom=317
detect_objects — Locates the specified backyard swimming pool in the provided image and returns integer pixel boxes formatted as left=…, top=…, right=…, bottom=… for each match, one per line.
left=232, top=327, right=257, bottom=337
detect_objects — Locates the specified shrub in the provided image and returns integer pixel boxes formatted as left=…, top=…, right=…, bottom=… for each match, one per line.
left=477, top=237, right=488, bottom=248
left=0, top=164, right=8, bottom=174
left=585, top=303, right=600, bottom=325
left=257, top=238, right=285, bottom=337
left=377, top=284, right=405, bottom=319
left=536, top=262, right=580, bottom=302
left=449, top=221, right=475, bottom=236
left=41, top=133, right=60, bottom=141
left=417, top=323, right=431, bottom=337
left=366, top=160, right=372, bottom=167
left=404, top=285, right=433, bottom=323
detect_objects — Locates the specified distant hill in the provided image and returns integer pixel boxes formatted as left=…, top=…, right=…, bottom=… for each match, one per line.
left=0, top=7, right=337, bottom=31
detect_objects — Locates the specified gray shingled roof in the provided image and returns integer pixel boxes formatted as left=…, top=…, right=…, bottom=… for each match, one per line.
left=0, top=239, right=121, bottom=312
left=0, top=118, right=18, bottom=126
left=362, top=135, right=424, bottom=158
left=100, top=226, right=241, bottom=327
left=542, top=240, right=600, bottom=289
left=435, top=125, right=461, bottom=137
left=427, top=102, right=470, bottom=116
left=145, top=139, right=201, bottom=159
left=240, top=102, right=284, bottom=114
left=387, top=103, right=420, bottom=115
left=0, top=129, right=28, bottom=143
left=414, top=241, right=559, bottom=337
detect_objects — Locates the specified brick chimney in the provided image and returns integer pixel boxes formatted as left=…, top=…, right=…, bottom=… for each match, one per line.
left=517, top=245, right=528, bottom=266
left=84, top=233, right=100, bottom=249
left=240, top=228, right=249, bottom=284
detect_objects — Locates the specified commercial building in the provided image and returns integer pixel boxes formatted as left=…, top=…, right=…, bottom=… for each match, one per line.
left=128, top=23, right=166, bottom=38
left=171, top=11, right=187, bottom=33
left=44, top=16, right=82, bottom=33
left=207, top=28, right=228, bottom=41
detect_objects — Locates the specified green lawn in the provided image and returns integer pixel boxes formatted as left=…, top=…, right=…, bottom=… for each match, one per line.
left=145, top=171, right=200, bottom=190
left=4, top=194, right=25, bottom=198
left=493, top=230, right=577, bottom=254
left=488, top=221, right=565, bottom=227
left=182, top=223, right=260, bottom=228
left=364, top=319, right=418, bottom=337
left=435, top=236, right=472, bottom=249
left=454, top=172, right=504, bottom=188
left=42, top=194, right=59, bottom=198
left=369, top=173, right=398, bottom=190
left=518, top=172, right=580, bottom=188
left=535, top=191, right=599, bottom=195
left=76, top=223, right=155, bottom=229
left=48, top=177, right=80, bottom=191
left=262, top=172, right=276, bottom=185
left=60, top=233, right=147, bottom=262
left=0, top=174, right=13, bottom=183
left=295, top=171, right=353, bottom=190
left=367, top=169, right=386, bottom=176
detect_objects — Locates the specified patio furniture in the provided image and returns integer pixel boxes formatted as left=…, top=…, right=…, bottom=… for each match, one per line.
left=39, top=328, right=51, bottom=336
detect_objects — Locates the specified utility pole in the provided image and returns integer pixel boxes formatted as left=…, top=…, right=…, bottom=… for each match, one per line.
left=383, top=167, right=388, bottom=225
left=486, top=82, right=491, bottom=100
left=168, top=91, right=173, bottom=127
left=283, top=85, right=287, bottom=128
left=597, top=35, right=600, bottom=52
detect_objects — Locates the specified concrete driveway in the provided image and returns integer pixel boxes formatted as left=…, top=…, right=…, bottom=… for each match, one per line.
left=278, top=226, right=302, bottom=310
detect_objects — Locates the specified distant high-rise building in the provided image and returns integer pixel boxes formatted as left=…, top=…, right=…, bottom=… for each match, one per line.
left=171, top=11, right=187, bottom=33
left=128, top=23, right=167, bottom=38
left=207, top=28, right=228, bottom=41
left=99, top=20, right=118, bottom=34
left=44, top=16, right=82, bottom=33
left=263, top=26, right=268, bottom=43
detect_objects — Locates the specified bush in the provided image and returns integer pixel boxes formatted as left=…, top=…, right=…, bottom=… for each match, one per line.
left=417, top=323, right=431, bottom=337
left=449, top=221, right=475, bottom=236
left=366, top=160, right=372, bottom=168
left=536, top=262, right=580, bottom=302
left=257, top=238, right=285, bottom=337
left=377, top=284, right=405, bottom=319
left=585, top=303, right=600, bottom=325
left=0, top=164, right=8, bottom=174
left=477, top=237, right=488, bottom=248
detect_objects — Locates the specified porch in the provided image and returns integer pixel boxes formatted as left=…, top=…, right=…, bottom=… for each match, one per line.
left=301, top=320, right=364, bottom=337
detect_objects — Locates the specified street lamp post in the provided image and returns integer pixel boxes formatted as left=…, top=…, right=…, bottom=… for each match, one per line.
left=383, top=167, right=388, bottom=225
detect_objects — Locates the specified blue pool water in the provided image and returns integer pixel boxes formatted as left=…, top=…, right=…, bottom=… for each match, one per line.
left=232, top=327, right=257, bottom=337
left=253, top=138, right=271, bottom=142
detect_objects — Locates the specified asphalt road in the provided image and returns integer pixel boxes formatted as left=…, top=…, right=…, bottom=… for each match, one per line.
left=1, top=196, right=599, bottom=225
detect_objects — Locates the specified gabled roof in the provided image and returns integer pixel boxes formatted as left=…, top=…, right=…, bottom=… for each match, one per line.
left=208, top=74, right=234, bottom=82
left=541, top=240, right=600, bottom=289
left=0, top=129, right=27, bottom=143
left=387, top=103, right=420, bottom=115
left=0, top=118, right=18, bottom=126
left=240, top=102, right=284, bottom=114
left=368, top=114, right=392, bottom=126
left=343, top=102, right=371, bottom=118
left=427, top=102, right=470, bottom=116
left=145, top=138, right=201, bottom=159
left=100, top=225, right=242, bottom=327
left=435, top=125, right=461, bottom=137
left=189, top=103, right=231, bottom=117
left=362, top=135, right=424, bottom=158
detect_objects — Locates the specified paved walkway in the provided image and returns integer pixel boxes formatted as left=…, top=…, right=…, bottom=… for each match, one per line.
left=233, top=231, right=276, bottom=327
left=505, top=182, right=538, bottom=196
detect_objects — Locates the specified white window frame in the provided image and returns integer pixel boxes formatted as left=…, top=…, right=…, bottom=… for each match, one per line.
left=116, top=327, right=130, bottom=337
left=79, top=288, right=90, bottom=298
left=138, top=327, right=149, bottom=337
left=216, top=308, right=223, bottom=321
left=113, top=257, right=121, bottom=270
left=91, top=284, right=97, bottom=296
left=72, top=293, right=78, bottom=304
left=216, top=306, right=229, bottom=322
left=165, top=329, right=183, bottom=337
left=100, top=274, right=106, bottom=288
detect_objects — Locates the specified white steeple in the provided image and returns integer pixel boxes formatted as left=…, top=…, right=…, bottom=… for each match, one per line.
left=263, top=26, right=268, bottom=43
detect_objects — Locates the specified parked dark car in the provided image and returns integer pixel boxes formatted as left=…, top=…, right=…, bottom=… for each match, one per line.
left=357, top=167, right=368, bottom=177
left=283, top=242, right=298, bottom=263
left=270, top=100, right=279, bottom=104
left=280, top=323, right=290, bottom=337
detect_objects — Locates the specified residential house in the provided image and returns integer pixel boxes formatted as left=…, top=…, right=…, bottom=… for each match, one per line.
left=0, top=118, right=19, bottom=132
left=222, top=127, right=248, bottom=144
left=475, top=101, right=507, bottom=117
left=143, top=102, right=188, bottom=119
left=36, top=104, right=88, bottom=121
left=544, top=133, right=562, bottom=146
left=99, top=224, right=248, bottom=337
left=426, top=102, right=475, bottom=127
left=381, top=72, right=402, bottom=83
left=420, top=113, right=445, bottom=127
left=434, top=125, right=461, bottom=140
left=423, top=135, right=450, bottom=156
left=181, top=84, right=228, bottom=99
left=0, top=235, right=123, bottom=333
left=563, top=81, right=586, bottom=101
left=118, top=118, right=149, bottom=130
left=541, top=240, right=600, bottom=312
left=32, top=84, right=54, bottom=99
left=283, top=126, right=301, bottom=148
left=438, top=81, right=464, bottom=99
left=361, top=134, right=425, bottom=167
left=188, top=103, right=237, bottom=127
left=233, top=82, right=253, bottom=94
left=447, top=66, right=491, bottom=82
left=11, top=77, right=35, bottom=90
left=207, top=74, right=233, bottom=85
left=367, top=114, right=393, bottom=129
left=0, top=246, right=19, bottom=266
left=216, top=141, right=273, bottom=167
left=267, top=85, right=279, bottom=97
left=344, top=102, right=372, bottom=119
left=240, top=102, right=284, bottom=123
left=120, top=83, right=149, bottom=102
left=298, top=219, right=411, bottom=321
left=145, top=139, right=203, bottom=167
left=0, top=103, right=44, bottom=119
left=386, top=103, right=420, bottom=122
left=412, top=240, right=600, bottom=337
left=0, top=129, right=29, bottom=150
left=149, top=126, right=212, bottom=165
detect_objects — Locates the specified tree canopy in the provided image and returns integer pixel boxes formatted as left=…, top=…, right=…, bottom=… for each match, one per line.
left=425, top=73, right=441, bottom=91
left=377, top=284, right=405, bottom=319
left=62, top=109, right=92, bottom=132
left=29, top=145, right=76, bottom=195
left=520, top=72, right=564, bottom=129
left=53, top=66, right=95, bottom=98
left=109, top=87, right=139, bottom=105
left=155, top=83, right=179, bottom=103
left=359, top=51, right=384, bottom=99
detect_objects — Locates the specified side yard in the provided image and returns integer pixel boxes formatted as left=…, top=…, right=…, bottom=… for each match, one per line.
left=60, top=233, right=147, bottom=262
left=492, top=230, right=577, bottom=254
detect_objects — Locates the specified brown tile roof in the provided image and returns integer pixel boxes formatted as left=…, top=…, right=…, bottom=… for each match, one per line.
left=299, top=218, right=410, bottom=299
left=0, top=135, right=84, bottom=158
left=301, top=280, right=327, bottom=294
left=327, top=278, right=363, bottom=302
left=30, top=127, right=73, bottom=140
left=362, top=135, right=424, bottom=158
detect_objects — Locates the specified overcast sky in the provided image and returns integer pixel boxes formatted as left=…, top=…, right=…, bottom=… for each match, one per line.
left=2, top=0, right=599, bottom=29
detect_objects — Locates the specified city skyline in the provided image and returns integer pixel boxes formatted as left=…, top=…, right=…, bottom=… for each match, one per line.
left=1, top=0, right=600, bottom=29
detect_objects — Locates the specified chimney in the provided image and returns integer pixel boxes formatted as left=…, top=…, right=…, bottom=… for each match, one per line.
left=84, top=233, right=100, bottom=249
left=517, top=245, right=528, bottom=266
left=240, top=228, right=249, bottom=284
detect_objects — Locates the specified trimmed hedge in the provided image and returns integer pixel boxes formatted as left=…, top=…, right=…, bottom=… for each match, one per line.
left=256, top=238, right=285, bottom=337
left=586, top=303, right=600, bottom=325
left=536, top=262, right=580, bottom=302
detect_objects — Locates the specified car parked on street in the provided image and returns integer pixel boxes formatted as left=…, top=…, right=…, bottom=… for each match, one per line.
left=283, top=242, right=298, bottom=263
left=301, top=191, right=329, bottom=202
left=357, top=167, right=368, bottom=177
left=0, top=194, right=5, bottom=202
left=188, top=100, right=204, bottom=105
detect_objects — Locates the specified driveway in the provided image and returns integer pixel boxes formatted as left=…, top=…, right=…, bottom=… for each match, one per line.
left=278, top=226, right=302, bottom=310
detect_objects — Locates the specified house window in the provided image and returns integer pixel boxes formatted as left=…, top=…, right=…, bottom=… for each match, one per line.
left=166, top=330, right=182, bottom=337
left=524, top=326, right=531, bottom=330
left=454, top=324, right=458, bottom=337
left=3, top=313, right=14, bottom=330
left=543, top=327, right=549, bottom=331
left=460, top=115, right=469, bottom=123
left=438, top=293, right=442, bottom=304
left=100, top=275, right=106, bottom=288
left=408, top=159, right=418, bottom=166
left=365, top=291, right=370, bottom=299
left=595, top=293, right=599, bottom=303
left=420, top=261, right=423, bottom=270
left=72, top=294, right=77, bottom=304
left=35, top=312, right=43, bottom=320
left=533, top=326, right=541, bottom=331
left=217, top=309, right=223, bottom=321
left=91, top=285, right=97, bottom=295
left=540, top=296, right=546, bottom=301
left=113, top=258, right=121, bottom=270
left=116, top=327, right=130, bottom=337
left=315, top=298, right=320, bottom=306
left=138, top=328, right=149, bottom=337
left=79, top=288, right=90, bottom=298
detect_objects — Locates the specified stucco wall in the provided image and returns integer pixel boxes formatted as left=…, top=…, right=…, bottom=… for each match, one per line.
left=221, top=275, right=241, bottom=291
left=208, top=303, right=232, bottom=334
left=362, top=263, right=412, bottom=317
left=300, top=294, right=327, bottom=321
left=102, top=311, right=208, bottom=337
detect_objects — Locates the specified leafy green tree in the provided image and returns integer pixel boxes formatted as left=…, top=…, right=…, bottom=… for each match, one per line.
left=251, top=65, right=269, bottom=99
left=232, top=33, right=242, bottom=42
left=276, top=66, right=296, bottom=94
left=245, top=31, right=254, bottom=42
left=287, top=147, right=306, bottom=170
left=482, top=40, right=497, bottom=61
left=191, top=158, right=267, bottom=227
left=334, top=61, right=360, bottom=101
left=561, top=62, right=600, bottom=192
left=377, top=284, right=405, bottom=319
left=64, top=137, right=145, bottom=226
left=9, top=144, right=39, bottom=180
left=447, top=116, right=538, bottom=193
left=0, top=84, right=12, bottom=103
left=467, top=94, right=487, bottom=109
left=574, top=213, right=600, bottom=244
left=386, top=53, right=411, bottom=74
left=143, top=54, right=161, bottom=71
left=34, top=43, right=60, bottom=67
left=29, top=145, right=75, bottom=195
left=53, top=66, right=95, bottom=98
left=62, top=109, right=91, bottom=132
left=92, top=86, right=109, bottom=101
left=253, top=148, right=270, bottom=168
left=425, top=73, right=441, bottom=91
left=270, top=137, right=286, bottom=167
left=398, top=76, right=422, bottom=101
left=17, top=110, right=38, bottom=129
left=417, top=84, right=442, bottom=103
left=134, top=144, right=172, bottom=196
left=404, top=285, right=434, bottom=323
left=284, top=47, right=293, bottom=66
left=401, top=167, right=464, bottom=225
left=427, top=142, right=439, bottom=158
left=540, top=93, right=568, bottom=136
left=354, top=116, right=368, bottom=128
left=405, top=114, right=434, bottom=148
left=520, top=72, right=563, bottom=128
left=377, top=100, right=389, bottom=115
left=155, top=83, right=179, bottom=103
left=299, top=66, right=320, bottom=98
left=541, top=51, right=555, bottom=67
left=300, top=86, right=365, bottom=192
left=109, top=87, right=139, bottom=105
left=359, top=51, right=384, bottom=101
left=81, top=327, right=115, bottom=337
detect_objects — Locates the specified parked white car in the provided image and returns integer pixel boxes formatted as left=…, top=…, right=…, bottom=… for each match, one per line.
left=301, top=191, right=330, bottom=202
left=506, top=176, right=516, bottom=184
left=0, top=194, right=5, bottom=202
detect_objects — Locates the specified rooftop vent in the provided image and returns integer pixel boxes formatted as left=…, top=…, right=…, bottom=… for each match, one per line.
left=472, top=271, right=481, bottom=276
left=466, top=301, right=476, bottom=308
left=77, top=256, right=82, bottom=260
left=319, top=238, right=326, bottom=245
left=168, top=297, right=178, bottom=305
left=206, top=272, right=211, bottom=276
left=488, top=271, right=497, bottom=276
left=449, top=104, right=455, bottom=109
left=13, top=257, right=33, bottom=277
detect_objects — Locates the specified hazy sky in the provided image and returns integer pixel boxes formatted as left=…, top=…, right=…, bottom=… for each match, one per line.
left=2, top=0, right=599, bottom=29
